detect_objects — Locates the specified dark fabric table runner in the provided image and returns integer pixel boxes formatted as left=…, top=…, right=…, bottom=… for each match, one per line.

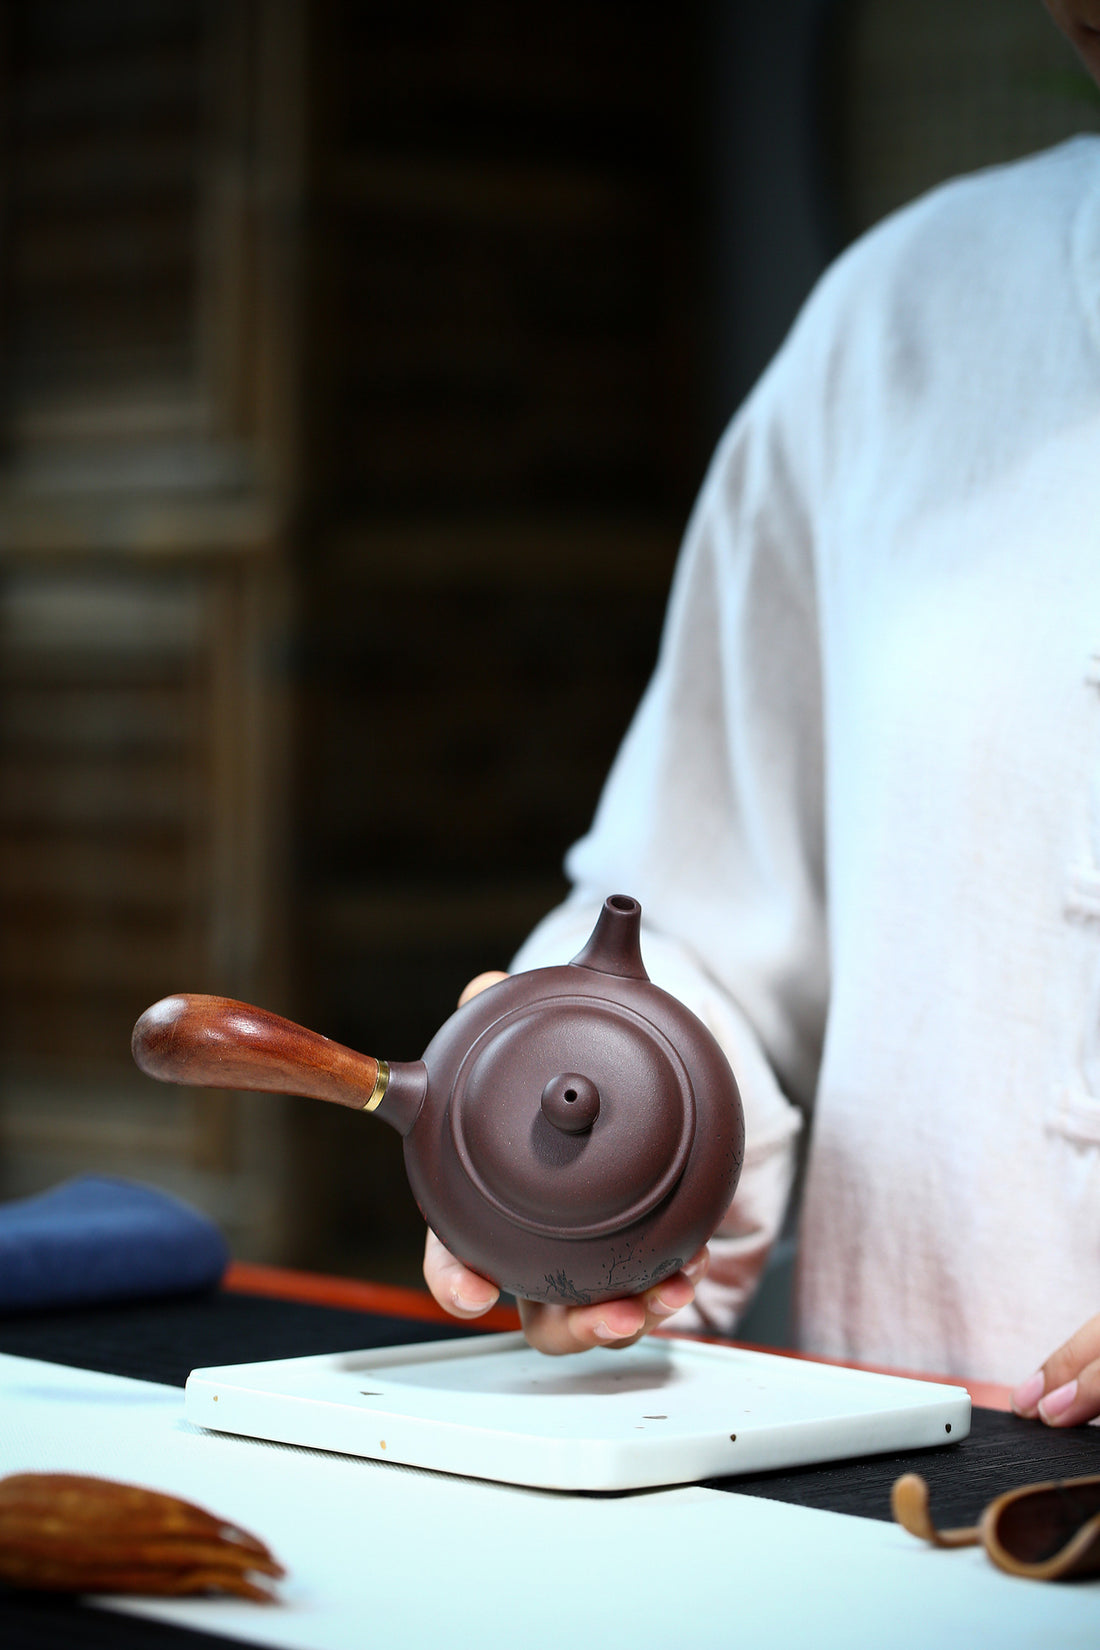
left=4, top=1289, right=1100, bottom=1647
left=0, top=1288, right=474, bottom=1390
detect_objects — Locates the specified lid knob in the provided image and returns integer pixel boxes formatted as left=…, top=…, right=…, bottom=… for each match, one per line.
left=541, top=1072, right=600, bottom=1134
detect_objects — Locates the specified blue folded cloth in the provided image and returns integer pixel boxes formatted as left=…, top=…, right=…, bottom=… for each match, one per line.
left=0, top=1175, right=230, bottom=1312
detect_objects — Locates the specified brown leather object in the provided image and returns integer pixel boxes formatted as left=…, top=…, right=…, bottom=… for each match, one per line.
left=892, top=1470, right=1100, bottom=1580
left=0, top=1472, right=284, bottom=1599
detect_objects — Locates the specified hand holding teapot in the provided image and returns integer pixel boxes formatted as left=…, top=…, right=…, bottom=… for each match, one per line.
left=132, top=896, right=745, bottom=1309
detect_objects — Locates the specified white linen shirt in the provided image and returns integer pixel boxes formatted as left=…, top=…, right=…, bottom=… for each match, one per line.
left=511, top=137, right=1100, bottom=1385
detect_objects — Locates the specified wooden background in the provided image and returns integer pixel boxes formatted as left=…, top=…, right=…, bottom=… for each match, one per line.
left=0, top=0, right=1094, bottom=1282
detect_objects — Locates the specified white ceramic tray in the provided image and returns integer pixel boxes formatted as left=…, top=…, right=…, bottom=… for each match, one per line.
left=185, top=1332, right=971, bottom=1491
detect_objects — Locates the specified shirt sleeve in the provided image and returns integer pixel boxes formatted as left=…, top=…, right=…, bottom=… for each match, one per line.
left=511, top=340, right=830, bottom=1334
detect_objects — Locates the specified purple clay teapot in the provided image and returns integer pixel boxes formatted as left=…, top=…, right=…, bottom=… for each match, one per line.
left=132, top=895, right=744, bottom=1307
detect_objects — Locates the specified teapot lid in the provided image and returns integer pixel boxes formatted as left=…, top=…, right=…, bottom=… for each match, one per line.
left=447, top=899, right=696, bottom=1240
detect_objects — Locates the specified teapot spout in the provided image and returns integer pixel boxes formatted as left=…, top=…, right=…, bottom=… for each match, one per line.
left=569, top=894, right=650, bottom=981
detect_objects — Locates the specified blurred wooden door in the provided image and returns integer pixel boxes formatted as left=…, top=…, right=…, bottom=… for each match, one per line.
left=0, top=0, right=302, bottom=1257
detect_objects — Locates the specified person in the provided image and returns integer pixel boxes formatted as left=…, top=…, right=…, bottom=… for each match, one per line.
left=425, top=0, right=1100, bottom=1427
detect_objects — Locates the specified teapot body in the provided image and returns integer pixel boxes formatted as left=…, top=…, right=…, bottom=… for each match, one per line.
left=404, top=949, right=744, bottom=1306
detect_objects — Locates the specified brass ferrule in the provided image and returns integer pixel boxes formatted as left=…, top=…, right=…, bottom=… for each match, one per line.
left=363, top=1059, right=390, bottom=1113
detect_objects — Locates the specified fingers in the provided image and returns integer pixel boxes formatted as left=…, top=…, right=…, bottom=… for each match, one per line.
left=1011, top=1310, right=1100, bottom=1426
left=422, top=1228, right=500, bottom=1319
left=424, top=1232, right=712, bottom=1350
left=458, top=971, right=508, bottom=1007
left=517, top=1248, right=710, bottom=1356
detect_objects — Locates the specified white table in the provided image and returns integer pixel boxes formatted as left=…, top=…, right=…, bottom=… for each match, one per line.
left=1, top=1351, right=1096, bottom=1650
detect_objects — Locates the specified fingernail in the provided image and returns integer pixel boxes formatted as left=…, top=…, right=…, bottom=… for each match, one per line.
left=452, top=1290, right=493, bottom=1315
left=683, top=1255, right=707, bottom=1282
left=648, top=1295, right=679, bottom=1319
left=1011, top=1370, right=1044, bottom=1414
left=593, top=1321, right=623, bottom=1341
left=1038, top=1378, right=1078, bottom=1423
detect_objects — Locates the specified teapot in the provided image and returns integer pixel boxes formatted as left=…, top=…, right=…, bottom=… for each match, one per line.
left=132, top=895, right=744, bottom=1306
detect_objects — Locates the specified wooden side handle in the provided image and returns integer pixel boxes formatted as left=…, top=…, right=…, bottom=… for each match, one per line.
left=132, top=995, right=383, bottom=1111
